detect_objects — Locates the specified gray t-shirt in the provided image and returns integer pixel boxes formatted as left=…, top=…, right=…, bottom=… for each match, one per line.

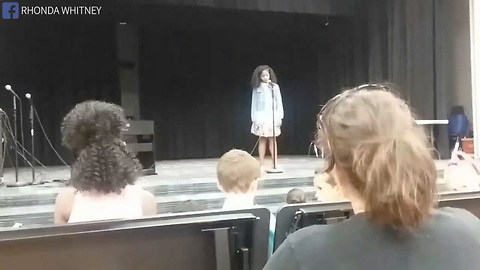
left=264, top=207, right=480, bottom=270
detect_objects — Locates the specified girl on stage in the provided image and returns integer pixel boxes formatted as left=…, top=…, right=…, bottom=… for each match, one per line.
left=250, top=65, right=284, bottom=169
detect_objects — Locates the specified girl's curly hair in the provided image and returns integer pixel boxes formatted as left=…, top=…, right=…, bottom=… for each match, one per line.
left=251, top=65, right=278, bottom=89
left=61, top=101, right=142, bottom=194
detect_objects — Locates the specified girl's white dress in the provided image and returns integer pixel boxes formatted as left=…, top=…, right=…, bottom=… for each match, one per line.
left=251, top=82, right=284, bottom=137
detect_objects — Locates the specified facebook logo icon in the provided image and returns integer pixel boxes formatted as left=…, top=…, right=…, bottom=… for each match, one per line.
left=2, top=2, right=19, bottom=19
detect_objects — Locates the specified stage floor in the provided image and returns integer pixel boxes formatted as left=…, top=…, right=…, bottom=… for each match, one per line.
left=0, top=155, right=322, bottom=193
left=0, top=155, right=452, bottom=202
left=0, top=156, right=451, bottom=227
left=0, top=155, right=451, bottom=186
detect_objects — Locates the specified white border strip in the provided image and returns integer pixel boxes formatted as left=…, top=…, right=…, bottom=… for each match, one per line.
left=470, top=0, right=480, bottom=158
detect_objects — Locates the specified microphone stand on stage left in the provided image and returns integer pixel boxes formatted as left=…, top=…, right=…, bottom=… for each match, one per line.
left=0, top=111, right=4, bottom=186
left=4, top=85, right=29, bottom=187
left=3, top=85, right=40, bottom=187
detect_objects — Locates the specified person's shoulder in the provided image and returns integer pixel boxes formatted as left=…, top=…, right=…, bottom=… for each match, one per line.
left=141, top=189, right=155, bottom=201
left=286, top=224, right=333, bottom=246
left=435, top=207, right=480, bottom=224
left=286, top=214, right=368, bottom=246
left=55, top=186, right=77, bottom=203
left=433, top=207, right=480, bottom=236
left=126, top=184, right=154, bottom=198
left=54, top=186, right=77, bottom=224
left=125, top=183, right=143, bottom=191
left=136, top=186, right=157, bottom=216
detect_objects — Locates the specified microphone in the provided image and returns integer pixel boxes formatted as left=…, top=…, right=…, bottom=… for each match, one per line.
left=5, top=85, right=20, bottom=99
left=268, top=80, right=275, bottom=88
left=25, top=93, right=33, bottom=120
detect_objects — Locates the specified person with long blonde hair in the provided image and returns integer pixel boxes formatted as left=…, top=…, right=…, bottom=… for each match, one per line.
left=265, top=84, right=480, bottom=270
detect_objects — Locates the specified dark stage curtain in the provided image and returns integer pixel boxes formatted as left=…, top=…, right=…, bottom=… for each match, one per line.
left=137, top=2, right=454, bottom=160
left=138, top=9, right=346, bottom=160
left=0, top=19, right=120, bottom=166
left=120, top=0, right=354, bottom=15
left=0, top=1, right=455, bottom=164
left=355, top=0, right=452, bottom=157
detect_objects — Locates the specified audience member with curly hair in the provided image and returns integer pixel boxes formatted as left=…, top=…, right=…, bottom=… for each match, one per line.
left=265, top=85, right=480, bottom=270
left=54, top=101, right=157, bottom=224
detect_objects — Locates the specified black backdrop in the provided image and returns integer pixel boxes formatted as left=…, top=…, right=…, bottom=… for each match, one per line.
left=0, top=0, right=454, bottom=165
left=0, top=18, right=120, bottom=166
left=137, top=6, right=366, bottom=160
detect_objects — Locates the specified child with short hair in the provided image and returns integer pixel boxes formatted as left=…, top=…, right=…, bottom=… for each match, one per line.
left=286, top=188, right=307, bottom=204
left=217, top=149, right=275, bottom=255
left=217, top=149, right=261, bottom=209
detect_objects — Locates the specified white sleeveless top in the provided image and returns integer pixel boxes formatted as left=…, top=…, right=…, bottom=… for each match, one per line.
left=222, top=193, right=256, bottom=210
left=68, top=184, right=144, bottom=223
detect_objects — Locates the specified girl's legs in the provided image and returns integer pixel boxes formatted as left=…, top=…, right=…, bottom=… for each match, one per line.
left=258, top=137, right=267, bottom=167
left=268, top=137, right=278, bottom=168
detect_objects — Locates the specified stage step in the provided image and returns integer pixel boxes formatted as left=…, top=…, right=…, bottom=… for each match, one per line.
left=0, top=181, right=453, bottom=229
left=0, top=176, right=314, bottom=208
left=0, top=186, right=317, bottom=228
left=0, top=158, right=449, bottom=229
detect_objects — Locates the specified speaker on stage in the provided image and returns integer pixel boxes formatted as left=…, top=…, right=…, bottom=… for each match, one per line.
left=122, top=120, right=156, bottom=175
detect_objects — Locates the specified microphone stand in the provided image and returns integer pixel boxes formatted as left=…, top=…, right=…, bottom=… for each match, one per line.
left=0, top=115, right=4, bottom=186
left=26, top=94, right=36, bottom=184
left=265, top=83, right=283, bottom=174
left=12, top=94, right=19, bottom=183
left=6, top=88, right=28, bottom=187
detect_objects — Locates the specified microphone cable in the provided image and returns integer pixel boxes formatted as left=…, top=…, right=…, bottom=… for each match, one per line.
left=33, top=107, right=69, bottom=167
